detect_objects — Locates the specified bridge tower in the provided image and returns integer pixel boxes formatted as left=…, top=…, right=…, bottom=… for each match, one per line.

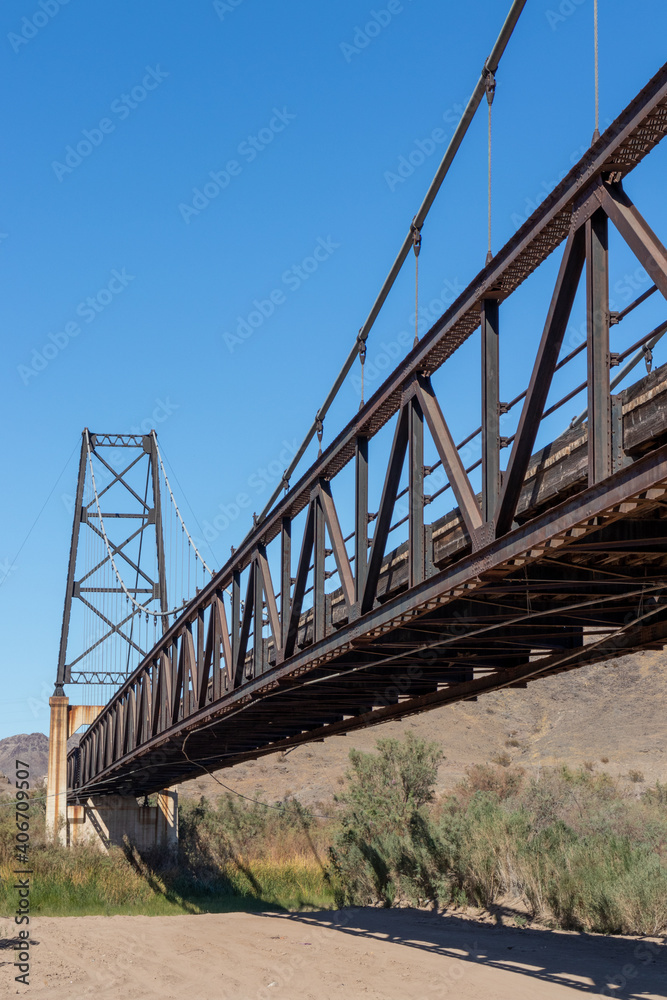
left=47, top=429, right=204, bottom=849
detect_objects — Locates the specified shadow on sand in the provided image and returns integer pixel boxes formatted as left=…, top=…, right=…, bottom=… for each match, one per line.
left=269, top=906, right=665, bottom=998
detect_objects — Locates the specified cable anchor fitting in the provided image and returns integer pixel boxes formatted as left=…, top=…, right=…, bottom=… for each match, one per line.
left=484, top=66, right=496, bottom=106
left=643, top=343, right=653, bottom=374
left=358, top=336, right=367, bottom=410
left=410, top=219, right=422, bottom=258
left=316, top=416, right=324, bottom=457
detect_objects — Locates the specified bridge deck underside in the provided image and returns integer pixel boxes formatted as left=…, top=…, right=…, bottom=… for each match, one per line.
left=71, top=366, right=667, bottom=798
left=67, top=63, right=667, bottom=800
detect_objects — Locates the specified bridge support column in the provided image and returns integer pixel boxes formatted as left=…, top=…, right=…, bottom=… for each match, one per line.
left=69, top=787, right=178, bottom=855
left=157, top=787, right=179, bottom=858
left=46, top=695, right=69, bottom=844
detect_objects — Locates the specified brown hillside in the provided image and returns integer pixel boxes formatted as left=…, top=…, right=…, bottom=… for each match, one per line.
left=0, top=732, right=48, bottom=781
left=180, top=648, right=667, bottom=804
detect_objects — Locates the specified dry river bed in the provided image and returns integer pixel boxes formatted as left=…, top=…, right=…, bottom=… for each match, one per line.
left=1, top=909, right=665, bottom=999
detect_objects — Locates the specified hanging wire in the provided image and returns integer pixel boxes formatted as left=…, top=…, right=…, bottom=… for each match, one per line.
left=86, top=431, right=230, bottom=627
left=485, top=68, right=496, bottom=265
left=593, top=0, right=600, bottom=142
left=411, top=221, right=422, bottom=347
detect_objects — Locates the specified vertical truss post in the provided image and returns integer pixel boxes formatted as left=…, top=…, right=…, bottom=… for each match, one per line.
left=313, top=492, right=326, bottom=643
left=586, top=209, right=611, bottom=484
left=481, top=299, right=500, bottom=522
left=362, top=406, right=409, bottom=615
left=284, top=500, right=315, bottom=659
left=196, top=607, right=205, bottom=702
left=280, top=516, right=291, bottom=651
left=148, top=434, right=169, bottom=629
left=231, top=568, right=241, bottom=677
left=55, top=434, right=87, bottom=694
left=408, top=398, right=424, bottom=586
left=611, top=394, right=627, bottom=471
left=355, top=437, right=368, bottom=604
left=253, top=554, right=264, bottom=676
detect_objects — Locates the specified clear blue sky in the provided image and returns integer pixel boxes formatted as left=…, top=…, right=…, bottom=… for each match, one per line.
left=2, top=0, right=667, bottom=740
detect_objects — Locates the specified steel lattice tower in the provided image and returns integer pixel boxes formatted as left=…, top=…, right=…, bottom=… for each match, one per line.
left=54, top=430, right=169, bottom=695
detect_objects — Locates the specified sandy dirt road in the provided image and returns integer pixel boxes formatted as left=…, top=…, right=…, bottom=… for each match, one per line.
left=0, top=909, right=664, bottom=999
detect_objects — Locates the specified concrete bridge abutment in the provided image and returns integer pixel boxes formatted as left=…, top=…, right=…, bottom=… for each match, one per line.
left=46, top=695, right=178, bottom=854
left=68, top=788, right=178, bottom=856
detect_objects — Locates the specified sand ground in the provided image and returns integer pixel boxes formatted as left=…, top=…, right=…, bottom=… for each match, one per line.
left=1, top=909, right=664, bottom=999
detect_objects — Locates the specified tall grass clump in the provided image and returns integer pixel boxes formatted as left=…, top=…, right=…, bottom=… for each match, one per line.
left=0, top=786, right=336, bottom=916
left=1, top=739, right=665, bottom=930
left=177, top=794, right=335, bottom=909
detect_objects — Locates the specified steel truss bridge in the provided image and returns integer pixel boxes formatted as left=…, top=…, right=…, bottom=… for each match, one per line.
left=67, top=60, right=667, bottom=801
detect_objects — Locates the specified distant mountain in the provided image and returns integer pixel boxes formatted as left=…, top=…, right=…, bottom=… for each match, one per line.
left=0, top=732, right=49, bottom=781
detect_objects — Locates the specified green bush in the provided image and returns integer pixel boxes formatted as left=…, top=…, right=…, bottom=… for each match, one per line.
left=329, top=733, right=448, bottom=907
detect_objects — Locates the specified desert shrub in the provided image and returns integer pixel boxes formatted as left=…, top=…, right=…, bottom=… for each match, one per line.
left=644, top=781, right=667, bottom=807
left=335, top=732, right=443, bottom=839
left=454, top=764, right=525, bottom=803
left=329, top=734, right=448, bottom=907
left=330, top=749, right=667, bottom=935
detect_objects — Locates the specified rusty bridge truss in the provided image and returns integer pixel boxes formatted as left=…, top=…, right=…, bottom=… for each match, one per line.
left=67, top=62, right=667, bottom=800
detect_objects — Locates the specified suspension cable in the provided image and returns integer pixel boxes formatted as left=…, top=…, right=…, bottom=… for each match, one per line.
left=152, top=431, right=212, bottom=576
left=247, top=0, right=528, bottom=534
left=593, top=0, right=600, bottom=142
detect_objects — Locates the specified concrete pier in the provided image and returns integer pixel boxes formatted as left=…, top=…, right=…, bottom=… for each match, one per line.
left=46, top=696, right=69, bottom=845
left=68, top=788, right=178, bottom=854
left=47, top=696, right=178, bottom=853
